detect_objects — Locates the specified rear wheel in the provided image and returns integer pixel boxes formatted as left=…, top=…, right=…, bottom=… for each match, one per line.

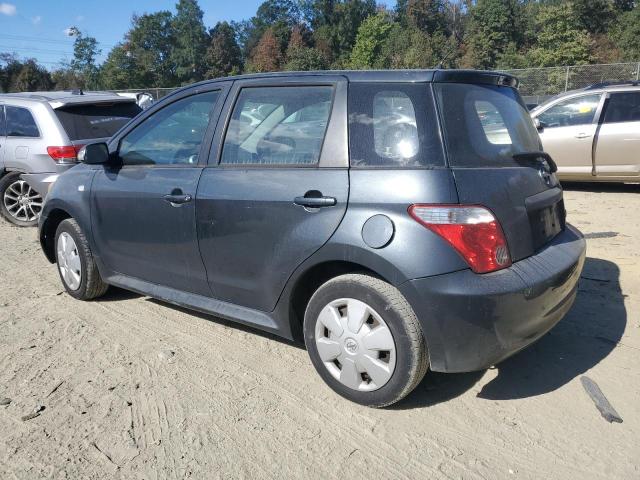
left=55, top=218, right=108, bottom=300
left=0, top=173, right=43, bottom=227
left=304, top=274, right=428, bottom=407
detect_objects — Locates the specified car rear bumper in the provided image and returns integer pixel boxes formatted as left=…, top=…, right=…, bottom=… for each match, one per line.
left=21, top=166, right=74, bottom=198
left=399, top=224, right=586, bottom=373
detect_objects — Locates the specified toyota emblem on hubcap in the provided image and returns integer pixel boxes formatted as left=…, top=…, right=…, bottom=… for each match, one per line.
left=344, top=338, right=359, bottom=354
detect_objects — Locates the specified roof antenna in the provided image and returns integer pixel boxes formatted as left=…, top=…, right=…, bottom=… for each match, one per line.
left=435, top=45, right=455, bottom=69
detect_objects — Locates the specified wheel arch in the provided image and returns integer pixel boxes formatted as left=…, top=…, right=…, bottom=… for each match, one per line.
left=40, top=208, right=72, bottom=263
left=285, top=259, right=394, bottom=341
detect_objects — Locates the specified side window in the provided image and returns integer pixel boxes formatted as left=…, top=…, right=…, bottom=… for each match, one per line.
left=537, top=94, right=601, bottom=128
left=603, top=92, right=640, bottom=124
left=474, top=100, right=513, bottom=145
left=349, top=83, right=444, bottom=167
left=0, top=106, right=5, bottom=137
left=6, top=106, right=40, bottom=137
left=119, top=90, right=219, bottom=166
left=221, top=86, right=333, bottom=166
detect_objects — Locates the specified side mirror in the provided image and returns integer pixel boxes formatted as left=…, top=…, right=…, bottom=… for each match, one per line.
left=533, top=117, right=545, bottom=132
left=78, top=142, right=110, bottom=165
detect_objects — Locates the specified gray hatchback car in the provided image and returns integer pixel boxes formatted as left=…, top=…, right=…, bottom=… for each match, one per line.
left=0, top=91, right=141, bottom=226
left=38, top=70, right=586, bottom=407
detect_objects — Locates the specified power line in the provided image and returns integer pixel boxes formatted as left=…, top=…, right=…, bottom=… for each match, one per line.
left=0, top=33, right=116, bottom=49
left=0, top=45, right=73, bottom=56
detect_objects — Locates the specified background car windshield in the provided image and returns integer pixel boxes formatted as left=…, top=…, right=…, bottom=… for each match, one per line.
left=55, top=102, right=142, bottom=141
left=435, top=83, right=541, bottom=167
left=537, top=94, right=601, bottom=128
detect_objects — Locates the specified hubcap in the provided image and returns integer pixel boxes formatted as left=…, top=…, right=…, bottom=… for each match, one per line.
left=57, top=232, right=82, bottom=290
left=314, top=298, right=396, bottom=392
left=3, top=179, right=43, bottom=222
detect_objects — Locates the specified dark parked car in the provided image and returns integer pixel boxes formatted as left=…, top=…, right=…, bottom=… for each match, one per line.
left=38, top=71, right=586, bottom=407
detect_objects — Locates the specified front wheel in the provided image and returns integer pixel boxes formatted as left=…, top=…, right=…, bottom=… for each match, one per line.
left=0, top=173, right=43, bottom=227
left=55, top=218, right=109, bottom=300
left=304, top=274, right=428, bottom=407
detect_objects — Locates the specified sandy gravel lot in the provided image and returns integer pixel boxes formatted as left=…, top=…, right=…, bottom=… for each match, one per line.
left=0, top=183, right=638, bottom=479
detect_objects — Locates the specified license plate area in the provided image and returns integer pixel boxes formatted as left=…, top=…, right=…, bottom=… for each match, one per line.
left=529, top=200, right=565, bottom=250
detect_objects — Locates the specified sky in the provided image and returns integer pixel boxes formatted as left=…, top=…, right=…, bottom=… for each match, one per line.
left=0, top=0, right=395, bottom=68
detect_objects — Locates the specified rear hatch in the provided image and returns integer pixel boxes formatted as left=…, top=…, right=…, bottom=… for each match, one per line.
left=433, top=72, right=565, bottom=262
left=53, top=101, right=142, bottom=146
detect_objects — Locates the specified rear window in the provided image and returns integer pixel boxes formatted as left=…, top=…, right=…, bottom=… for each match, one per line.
left=434, top=83, right=541, bottom=167
left=54, top=102, right=142, bottom=141
left=349, top=83, right=444, bottom=167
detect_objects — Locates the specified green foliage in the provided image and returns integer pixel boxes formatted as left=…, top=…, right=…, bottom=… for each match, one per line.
left=349, top=11, right=395, bottom=69
left=462, top=0, right=525, bottom=69
left=68, top=27, right=101, bottom=89
left=205, top=22, right=243, bottom=78
left=171, top=0, right=208, bottom=84
left=613, top=6, right=640, bottom=61
left=525, top=2, right=592, bottom=67
left=0, top=54, right=53, bottom=92
left=2, top=0, right=639, bottom=93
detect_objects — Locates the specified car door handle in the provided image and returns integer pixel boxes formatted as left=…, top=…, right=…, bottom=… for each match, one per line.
left=575, top=133, right=591, bottom=139
left=294, top=195, right=337, bottom=208
left=163, top=193, right=192, bottom=205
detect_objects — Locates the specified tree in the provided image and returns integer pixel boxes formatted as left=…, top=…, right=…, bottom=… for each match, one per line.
left=247, top=28, right=283, bottom=72
left=100, top=45, right=140, bottom=89
left=349, top=11, right=395, bottom=69
left=0, top=54, right=53, bottom=92
left=613, top=6, right=640, bottom=61
left=68, top=27, right=101, bottom=89
left=461, top=0, right=524, bottom=69
left=205, top=22, right=243, bottom=78
left=526, top=2, right=592, bottom=67
left=171, top=0, right=208, bottom=84
left=573, top=0, right=616, bottom=34
left=406, top=0, right=448, bottom=36
left=284, top=26, right=328, bottom=70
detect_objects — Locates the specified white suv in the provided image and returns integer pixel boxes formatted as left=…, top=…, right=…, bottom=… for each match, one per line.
left=0, top=91, right=141, bottom=226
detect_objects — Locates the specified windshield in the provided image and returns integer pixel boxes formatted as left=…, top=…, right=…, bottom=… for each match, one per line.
left=434, top=83, right=541, bottom=167
left=55, top=102, right=142, bottom=141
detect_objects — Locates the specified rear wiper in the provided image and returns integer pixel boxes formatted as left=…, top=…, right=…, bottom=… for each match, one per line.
left=512, top=151, right=558, bottom=173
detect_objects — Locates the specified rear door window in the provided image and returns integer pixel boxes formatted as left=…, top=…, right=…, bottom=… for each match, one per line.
left=536, top=94, right=601, bottom=128
left=6, top=106, right=39, bottom=137
left=54, top=102, right=142, bottom=141
left=349, top=83, right=444, bottom=167
left=221, top=86, right=333, bottom=166
left=602, top=92, right=640, bottom=124
left=0, top=106, right=5, bottom=136
left=434, top=83, right=540, bottom=167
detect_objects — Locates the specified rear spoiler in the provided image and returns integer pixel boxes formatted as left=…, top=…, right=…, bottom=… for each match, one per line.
left=433, top=70, right=519, bottom=89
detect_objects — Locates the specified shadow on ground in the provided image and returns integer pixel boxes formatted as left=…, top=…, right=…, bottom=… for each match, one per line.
left=561, top=181, right=639, bottom=193
left=394, top=256, right=626, bottom=408
left=94, top=257, right=625, bottom=408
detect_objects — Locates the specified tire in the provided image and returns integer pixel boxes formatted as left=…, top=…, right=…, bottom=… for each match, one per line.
left=304, top=273, right=428, bottom=407
left=0, top=172, right=43, bottom=227
left=55, top=218, right=109, bottom=300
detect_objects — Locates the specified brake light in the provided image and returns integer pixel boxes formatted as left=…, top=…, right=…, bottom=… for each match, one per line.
left=408, top=204, right=512, bottom=274
left=47, top=145, right=84, bottom=164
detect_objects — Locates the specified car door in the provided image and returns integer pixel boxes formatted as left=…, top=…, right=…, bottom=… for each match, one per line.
left=534, top=93, right=603, bottom=178
left=91, top=83, right=229, bottom=296
left=4, top=105, right=41, bottom=171
left=594, top=90, right=640, bottom=178
left=196, top=76, right=349, bottom=312
left=0, top=105, right=5, bottom=168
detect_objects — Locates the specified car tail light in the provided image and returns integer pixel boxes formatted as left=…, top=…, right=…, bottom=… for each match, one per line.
left=408, top=204, right=512, bottom=274
left=47, top=145, right=84, bottom=164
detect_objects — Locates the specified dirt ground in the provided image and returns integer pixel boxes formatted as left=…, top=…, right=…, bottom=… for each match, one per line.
left=0, top=183, right=638, bottom=479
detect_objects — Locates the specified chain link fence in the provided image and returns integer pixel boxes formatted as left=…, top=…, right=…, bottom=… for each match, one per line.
left=501, top=62, right=640, bottom=105
left=110, top=61, right=640, bottom=106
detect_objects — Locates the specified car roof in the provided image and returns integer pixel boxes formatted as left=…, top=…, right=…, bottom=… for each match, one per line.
left=170, top=69, right=518, bottom=94
left=0, top=90, right=136, bottom=107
